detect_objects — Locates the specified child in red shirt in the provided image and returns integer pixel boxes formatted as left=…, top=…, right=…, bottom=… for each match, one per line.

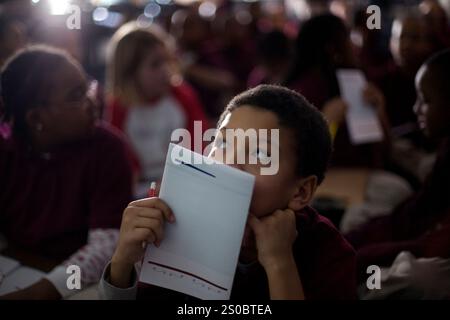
left=100, top=85, right=357, bottom=300
left=105, top=22, right=209, bottom=197
left=0, top=46, right=134, bottom=299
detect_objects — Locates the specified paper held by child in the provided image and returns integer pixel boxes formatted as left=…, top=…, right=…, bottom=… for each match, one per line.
left=337, top=69, right=384, bottom=145
left=139, top=143, right=255, bottom=300
left=0, top=255, right=45, bottom=295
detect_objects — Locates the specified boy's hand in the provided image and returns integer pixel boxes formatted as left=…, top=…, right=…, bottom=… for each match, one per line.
left=363, top=83, right=386, bottom=118
left=322, top=97, right=348, bottom=125
left=247, top=209, right=297, bottom=271
left=110, top=197, right=175, bottom=288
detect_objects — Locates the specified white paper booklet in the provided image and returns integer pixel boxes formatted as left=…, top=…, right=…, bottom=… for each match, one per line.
left=337, top=69, right=384, bottom=145
left=139, top=143, right=255, bottom=300
left=0, top=255, right=45, bottom=295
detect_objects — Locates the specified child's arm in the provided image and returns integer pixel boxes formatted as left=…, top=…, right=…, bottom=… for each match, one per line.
left=110, top=198, right=175, bottom=289
left=248, top=210, right=305, bottom=300
left=263, top=254, right=305, bottom=300
left=98, top=261, right=139, bottom=300
left=1, top=229, right=120, bottom=300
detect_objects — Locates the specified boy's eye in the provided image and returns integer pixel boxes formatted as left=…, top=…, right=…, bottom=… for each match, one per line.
left=214, top=137, right=228, bottom=149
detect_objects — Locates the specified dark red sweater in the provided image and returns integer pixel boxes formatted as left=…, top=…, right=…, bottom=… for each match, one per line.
left=137, top=206, right=357, bottom=300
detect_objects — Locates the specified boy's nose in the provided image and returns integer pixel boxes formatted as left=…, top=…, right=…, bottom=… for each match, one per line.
left=225, top=145, right=246, bottom=171
left=413, top=100, right=424, bottom=117
left=413, top=100, right=420, bottom=115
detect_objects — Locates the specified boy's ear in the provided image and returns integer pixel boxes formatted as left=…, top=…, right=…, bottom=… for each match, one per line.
left=287, top=175, right=318, bottom=212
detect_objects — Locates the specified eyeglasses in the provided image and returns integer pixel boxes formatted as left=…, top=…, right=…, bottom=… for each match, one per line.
left=45, top=80, right=99, bottom=109
left=66, top=80, right=99, bottom=106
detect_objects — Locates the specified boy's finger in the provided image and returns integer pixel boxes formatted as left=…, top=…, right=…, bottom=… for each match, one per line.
left=285, top=209, right=297, bottom=225
left=136, top=208, right=164, bottom=222
left=130, top=198, right=175, bottom=222
left=135, top=227, right=156, bottom=245
left=134, top=216, right=162, bottom=230
left=134, top=217, right=165, bottom=245
left=247, top=214, right=262, bottom=234
left=285, top=208, right=296, bottom=218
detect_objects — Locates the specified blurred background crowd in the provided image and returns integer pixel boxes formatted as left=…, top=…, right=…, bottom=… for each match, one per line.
left=1, top=0, right=450, bottom=300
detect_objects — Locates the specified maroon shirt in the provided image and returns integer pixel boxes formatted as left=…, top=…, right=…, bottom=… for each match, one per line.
left=137, top=206, right=357, bottom=300
left=0, top=122, right=133, bottom=260
left=347, top=138, right=450, bottom=280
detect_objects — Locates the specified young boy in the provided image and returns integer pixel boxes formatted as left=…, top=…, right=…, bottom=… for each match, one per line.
left=379, top=11, right=433, bottom=136
left=346, top=49, right=450, bottom=298
left=99, top=85, right=357, bottom=300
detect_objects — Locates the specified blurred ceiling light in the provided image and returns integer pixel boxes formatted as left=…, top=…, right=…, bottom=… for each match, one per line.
left=93, top=7, right=109, bottom=22
left=144, top=3, right=161, bottom=18
left=137, top=14, right=153, bottom=28
left=95, top=10, right=124, bottom=28
left=156, top=0, right=172, bottom=5
left=285, top=0, right=311, bottom=20
left=31, top=0, right=40, bottom=5
left=174, top=0, right=199, bottom=5
left=198, top=1, right=216, bottom=19
left=48, top=0, right=72, bottom=15
left=90, top=0, right=122, bottom=6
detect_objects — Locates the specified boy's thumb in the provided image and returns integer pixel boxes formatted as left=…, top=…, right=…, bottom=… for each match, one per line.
left=247, top=214, right=261, bottom=233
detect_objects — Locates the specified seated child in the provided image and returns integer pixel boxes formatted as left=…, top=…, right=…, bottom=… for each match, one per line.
left=345, top=49, right=450, bottom=289
left=0, top=46, right=133, bottom=299
left=378, top=10, right=433, bottom=141
left=99, top=85, right=357, bottom=300
left=105, top=22, right=209, bottom=197
left=285, top=14, right=390, bottom=168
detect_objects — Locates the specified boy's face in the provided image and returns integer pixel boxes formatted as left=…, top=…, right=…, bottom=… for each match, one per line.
left=414, top=65, right=450, bottom=139
left=210, top=106, right=302, bottom=218
left=390, top=18, right=432, bottom=71
left=31, top=61, right=97, bottom=145
left=135, top=44, right=170, bottom=101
